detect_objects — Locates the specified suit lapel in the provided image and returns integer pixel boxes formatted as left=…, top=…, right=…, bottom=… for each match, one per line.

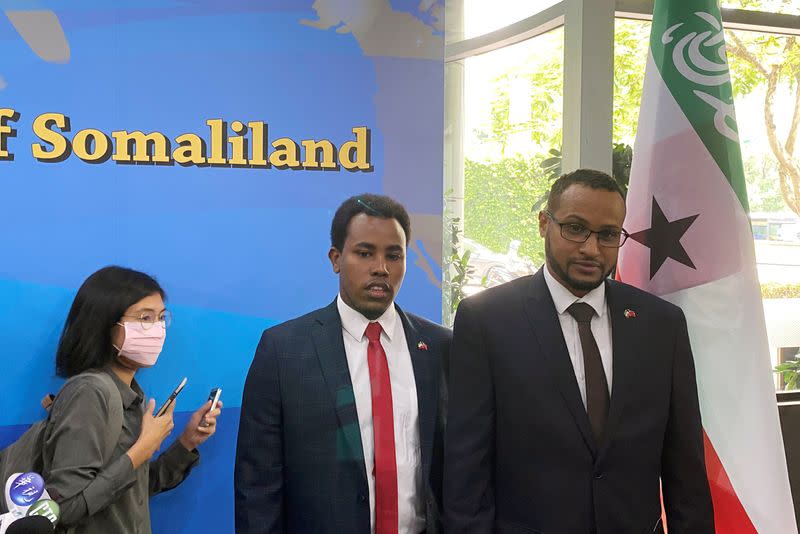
left=523, top=270, right=596, bottom=455
left=398, top=306, right=437, bottom=482
left=597, top=281, right=639, bottom=462
left=310, top=300, right=367, bottom=483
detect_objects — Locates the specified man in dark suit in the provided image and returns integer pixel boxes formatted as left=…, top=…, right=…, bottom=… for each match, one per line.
left=443, top=169, right=714, bottom=534
left=235, top=193, right=451, bottom=534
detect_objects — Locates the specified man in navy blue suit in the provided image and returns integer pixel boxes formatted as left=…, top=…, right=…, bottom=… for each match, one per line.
left=443, top=170, right=713, bottom=534
left=235, top=194, right=451, bottom=534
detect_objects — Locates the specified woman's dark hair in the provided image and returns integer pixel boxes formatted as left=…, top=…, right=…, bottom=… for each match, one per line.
left=55, top=266, right=166, bottom=378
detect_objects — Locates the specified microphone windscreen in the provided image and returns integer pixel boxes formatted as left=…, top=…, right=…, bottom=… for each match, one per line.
left=25, top=500, right=58, bottom=525
left=6, top=516, right=54, bottom=534
left=5, top=473, right=46, bottom=515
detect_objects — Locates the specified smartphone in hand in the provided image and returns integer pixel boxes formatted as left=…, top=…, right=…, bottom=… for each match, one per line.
left=201, top=387, right=222, bottom=427
left=156, top=377, right=187, bottom=417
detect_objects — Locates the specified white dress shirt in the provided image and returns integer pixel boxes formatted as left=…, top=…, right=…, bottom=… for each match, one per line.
left=543, top=265, right=614, bottom=408
left=337, top=295, right=425, bottom=534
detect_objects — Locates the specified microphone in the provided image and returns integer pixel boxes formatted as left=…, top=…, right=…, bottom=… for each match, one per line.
left=4, top=474, right=48, bottom=519
left=0, top=474, right=57, bottom=534
left=0, top=499, right=59, bottom=534
left=4, top=516, right=54, bottom=534
left=25, top=500, right=58, bottom=526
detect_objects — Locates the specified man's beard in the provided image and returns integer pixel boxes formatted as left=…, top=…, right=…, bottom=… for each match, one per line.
left=545, top=239, right=613, bottom=293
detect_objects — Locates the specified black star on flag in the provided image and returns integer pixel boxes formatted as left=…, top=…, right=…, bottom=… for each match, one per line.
left=628, top=197, right=699, bottom=279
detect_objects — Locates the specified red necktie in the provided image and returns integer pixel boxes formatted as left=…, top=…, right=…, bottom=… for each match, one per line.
left=365, top=322, right=398, bottom=534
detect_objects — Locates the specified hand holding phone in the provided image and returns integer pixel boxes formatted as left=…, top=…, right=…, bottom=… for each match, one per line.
left=178, top=388, right=223, bottom=450
left=156, top=377, right=187, bottom=417
left=201, top=387, right=222, bottom=427
left=130, top=395, right=181, bottom=469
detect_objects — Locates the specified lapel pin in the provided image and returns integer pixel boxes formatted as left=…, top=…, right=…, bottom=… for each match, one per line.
left=417, top=341, right=428, bottom=351
left=624, top=309, right=637, bottom=319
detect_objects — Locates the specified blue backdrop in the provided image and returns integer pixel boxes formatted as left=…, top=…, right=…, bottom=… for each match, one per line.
left=0, top=1, right=444, bottom=531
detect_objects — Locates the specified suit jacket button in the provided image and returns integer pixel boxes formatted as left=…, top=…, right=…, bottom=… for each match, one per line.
left=594, top=472, right=604, bottom=480
left=359, top=494, right=367, bottom=502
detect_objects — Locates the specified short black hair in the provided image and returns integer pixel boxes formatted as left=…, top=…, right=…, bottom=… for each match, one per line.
left=546, top=168, right=625, bottom=212
left=330, top=193, right=411, bottom=251
left=55, top=266, right=166, bottom=378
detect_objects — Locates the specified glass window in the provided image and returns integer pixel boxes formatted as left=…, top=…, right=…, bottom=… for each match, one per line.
left=727, top=26, right=800, bottom=391
left=719, top=1, right=800, bottom=16
left=444, top=28, right=564, bottom=324
left=776, top=347, right=800, bottom=391
left=612, top=19, right=650, bottom=147
left=463, top=0, right=562, bottom=40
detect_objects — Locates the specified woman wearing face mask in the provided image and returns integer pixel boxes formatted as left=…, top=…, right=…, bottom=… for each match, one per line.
left=41, top=266, right=222, bottom=534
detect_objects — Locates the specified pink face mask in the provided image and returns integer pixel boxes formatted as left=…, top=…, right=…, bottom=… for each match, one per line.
left=114, top=321, right=166, bottom=367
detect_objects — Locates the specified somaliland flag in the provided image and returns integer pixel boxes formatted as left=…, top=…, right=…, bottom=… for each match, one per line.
left=615, top=0, right=797, bottom=532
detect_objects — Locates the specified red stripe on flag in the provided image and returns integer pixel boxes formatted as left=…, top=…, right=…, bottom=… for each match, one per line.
left=703, top=431, right=757, bottom=533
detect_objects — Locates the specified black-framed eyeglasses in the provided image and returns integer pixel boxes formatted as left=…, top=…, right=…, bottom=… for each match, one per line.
left=545, top=211, right=629, bottom=248
left=120, top=310, right=173, bottom=330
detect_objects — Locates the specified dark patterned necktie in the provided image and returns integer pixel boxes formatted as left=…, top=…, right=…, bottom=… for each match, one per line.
left=567, top=302, right=610, bottom=442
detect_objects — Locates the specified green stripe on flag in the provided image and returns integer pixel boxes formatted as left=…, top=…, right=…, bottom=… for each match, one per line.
left=650, top=0, right=750, bottom=213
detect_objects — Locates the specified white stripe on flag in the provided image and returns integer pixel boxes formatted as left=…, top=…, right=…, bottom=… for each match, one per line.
left=620, top=52, right=797, bottom=533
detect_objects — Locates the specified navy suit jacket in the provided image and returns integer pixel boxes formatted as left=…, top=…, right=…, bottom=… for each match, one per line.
left=443, top=270, right=714, bottom=534
left=235, top=300, right=451, bottom=534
